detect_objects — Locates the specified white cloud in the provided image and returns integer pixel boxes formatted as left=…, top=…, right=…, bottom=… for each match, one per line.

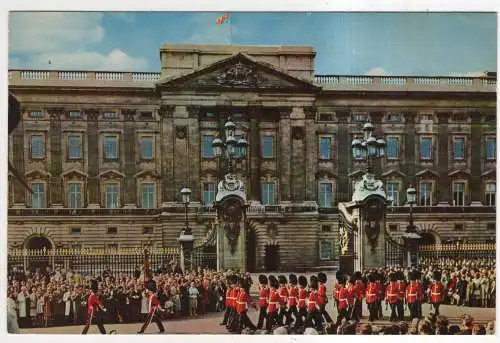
left=9, top=12, right=105, bottom=54
left=10, top=49, right=148, bottom=71
left=364, top=67, right=391, bottom=76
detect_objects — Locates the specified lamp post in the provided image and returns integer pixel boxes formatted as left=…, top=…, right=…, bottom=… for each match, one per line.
left=178, top=187, right=194, bottom=272
left=351, top=122, right=387, bottom=173
left=402, top=185, right=420, bottom=268
left=212, top=118, right=248, bottom=172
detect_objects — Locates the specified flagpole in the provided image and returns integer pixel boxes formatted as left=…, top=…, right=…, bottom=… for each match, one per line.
left=229, top=12, right=232, bottom=44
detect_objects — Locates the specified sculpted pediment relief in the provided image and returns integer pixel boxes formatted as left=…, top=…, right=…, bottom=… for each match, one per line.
left=157, top=53, right=319, bottom=91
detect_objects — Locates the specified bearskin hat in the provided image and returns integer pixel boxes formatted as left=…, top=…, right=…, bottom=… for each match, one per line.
left=388, top=272, right=396, bottom=282
left=289, top=274, right=298, bottom=285
left=145, top=279, right=157, bottom=293
left=337, top=275, right=346, bottom=285
left=317, top=272, right=327, bottom=284
left=353, top=271, right=362, bottom=280
left=336, top=270, right=343, bottom=281
left=408, top=271, right=416, bottom=282
left=395, top=271, right=404, bottom=281
left=278, top=275, right=287, bottom=285
left=433, top=270, right=442, bottom=281
left=239, top=277, right=247, bottom=288
left=269, top=275, right=279, bottom=289
left=298, top=275, right=307, bottom=288
left=309, top=275, right=318, bottom=290
left=258, top=274, right=268, bottom=285
left=90, top=279, right=99, bottom=293
left=367, top=273, right=375, bottom=283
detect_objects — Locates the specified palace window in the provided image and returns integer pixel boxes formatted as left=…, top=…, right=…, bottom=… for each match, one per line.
left=104, top=136, right=118, bottom=159
left=351, top=113, right=366, bottom=122
left=70, top=227, right=81, bottom=234
left=486, top=138, right=496, bottom=160
left=30, top=135, right=45, bottom=159
left=105, top=183, right=120, bottom=208
left=261, top=182, right=275, bottom=205
left=202, top=183, right=216, bottom=205
left=68, top=135, right=82, bottom=159
left=419, top=182, right=433, bottom=206
left=103, top=111, right=118, bottom=119
left=318, top=182, right=333, bottom=208
left=107, top=227, right=118, bottom=234
left=453, top=137, right=465, bottom=160
left=485, top=182, right=496, bottom=206
left=386, top=137, right=399, bottom=159
left=420, top=137, right=433, bottom=160
left=319, top=240, right=333, bottom=260
left=202, top=135, right=214, bottom=158
left=31, top=183, right=45, bottom=208
left=29, top=111, right=42, bottom=118
left=140, top=183, right=155, bottom=208
left=140, top=136, right=154, bottom=160
left=386, top=182, right=400, bottom=206
left=261, top=136, right=274, bottom=158
left=387, top=113, right=402, bottom=122
left=69, top=111, right=81, bottom=118
left=452, top=182, right=466, bottom=206
left=68, top=183, right=83, bottom=208
left=142, top=227, right=153, bottom=235
left=319, top=136, right=331, bottom=160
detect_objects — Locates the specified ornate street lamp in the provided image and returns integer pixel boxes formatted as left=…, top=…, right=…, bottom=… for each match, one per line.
left=351, top=122, right=386, bottom=173
left=178, top=187, right=194, bottom=272
left=402, top=185, right=421, bottom=267
left=212, top=118, right=248, bottom=173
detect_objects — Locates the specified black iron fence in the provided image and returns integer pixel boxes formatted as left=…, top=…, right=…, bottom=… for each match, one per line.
left=417, top=243, right=496, bottom=264
left=8, top=247, right=180, bottom=276
left=190, top=251, right=217, bottom=270
left=385, top=235, right=405, bottom=267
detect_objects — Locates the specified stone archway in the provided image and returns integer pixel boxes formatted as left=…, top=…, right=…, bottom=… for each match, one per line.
left=419, top=231, right=438, bottom=245
left=24, top=234, right=53, bottom=250
left=23, top=234, right=54, bottom=272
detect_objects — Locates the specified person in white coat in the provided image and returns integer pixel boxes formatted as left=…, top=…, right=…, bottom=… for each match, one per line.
left=7, top=292, right=20, bottom=334
left=17, top=287, right=28, bottom=328
left=140, top=288, right=149, bottom=320
left=63, top=285, right=76, bottom=324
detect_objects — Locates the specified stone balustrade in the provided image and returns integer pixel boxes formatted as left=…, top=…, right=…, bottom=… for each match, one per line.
left=8, top=69, right=496, bottom=92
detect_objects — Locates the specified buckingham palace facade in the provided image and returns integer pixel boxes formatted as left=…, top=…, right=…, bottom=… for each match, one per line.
left=7, top=44, right=496, bottom=270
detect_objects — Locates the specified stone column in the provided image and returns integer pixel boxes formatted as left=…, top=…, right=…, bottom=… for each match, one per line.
left=86, top=110, right=100, bottom=207
left=437, top=112, right=450, bottom=205
left=304, top=107, right=317, bottom=201
left=337, top=111, right=350, bottom=202
left=123, top=109, right=137, bottom=206
left=470, top=112, right=483, bottom=205
left=404, top=113, right=416, bottom=187
left=279, top=109, right=292, bottom=202
left=159, top=105, right=175, bottom=204
left=12, top=115, right=26, bottom=204
left=187, top=106, right=201, bottom=202
left=173, top=106, right=189, bottom=202
left=249, top=112, right=261, bottom=202
left=48, top=109, right=63, bottom=207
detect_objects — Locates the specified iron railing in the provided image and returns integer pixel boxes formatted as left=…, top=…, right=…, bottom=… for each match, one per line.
left=417, top=243, right=496, bottom=264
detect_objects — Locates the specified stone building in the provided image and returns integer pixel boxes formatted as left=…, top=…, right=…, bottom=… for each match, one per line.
left=7, top=44, right=496, bottom=271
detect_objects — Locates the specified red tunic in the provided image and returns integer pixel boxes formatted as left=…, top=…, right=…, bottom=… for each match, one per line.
left=396, top=280, right=406, bottom=299
left=405, top=283, right=420, bottom=304
left=288, top=286, right=298, bottom=307
left=338, top=286, right=350, bottom=310
left=278, top=286, right=288, bottom=307
left=376, top=281, right=385, bottom=300
left=148, top=294, right=161, bottom=314
left=429, top=282, right=444, bottom=304
left=307, top=290, right=318, bottom=312
left=298, top=288, right=308, bottom=309
left=416, top=281, right=424, bottom=301
left=258, top=286, right=269, bottom=308
left=356, top=281, right=366, bottom=299
left=317, top=284, right=327, bottom=305
left=346, top=284, right=356, bottom=303
left=225, top=288, right=232, bottom=307
left=235, top=289, right=255, bottom=314
left=87, top=294, right=102, bottom=316
left=333, top=283, right=341, bottom=301
left=267, top=288, right=280, bottom=313
left=385, top=283, right=400, bottom=305
left=365, top=282, right=378, bottom=304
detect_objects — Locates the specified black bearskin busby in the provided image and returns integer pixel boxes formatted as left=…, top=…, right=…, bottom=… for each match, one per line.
left=367, top=273, right=375, bottom=283
left=309, top=275, right=318, bottom=290
left=317, top=272, right=327, bottom=284
left=278, top=275, right=287, bottom=285
left=353, top=271, right=362, bottom=281
left=433, top=270, right=442, bottom=282
left=90, top=279, right=99, bottom=293
left=336, top=270, right=343, bottom=281
left=388, top=272, right=396, bottom=282
left=298, top=275, right=307, bottom=288
left=269, top=275, right=279, bottom=289
left=289, top=274, right=298, bottom=285
left=395, top=271, right=404, bottom=281
left=258, top=274, right=268, bottom=285
left=145, top=279, right=157, bottom=293
left=337, top=275, right=346, bottom=286
left=408, top=271, right=417, bottom=282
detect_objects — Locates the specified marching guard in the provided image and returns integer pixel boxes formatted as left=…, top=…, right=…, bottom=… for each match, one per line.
left=395, top=271, right=406, bottom=321
left=317, top=272, right=333, bottom=326
left=385, top=273, right=400, bottom=322
left=365, top=273, right=378, bottom=322
left=81, top=280, right=109, bottom=335
left=227, top=276, right=241, bottom=332
left=333, top=271, right=342, bottom=312
left=256, top=274, right=269, bottom=330
left=335, top=275, right=349, bottom=325
left=235, top=278, right=257, bottom=333
left=266, top=276, right=281, bottom=333
left=429, top=270, right=445, bottom=315
left=414, top=269, right=423, bottom=318
left=305, top=275, right=323, bottom=330
left=405, top=271, right=421, bottom=320
left=296, top=275, right=308, bottom=326
left=137, top=280, right=165, bottom=334
left=286, top=274, right=299, bottom=326
left=375, top=271, right=385, bottom=320
left=277, top=275, right=289, bottom=326
left=352, top=272, right=365, bottom=322
left=346, top=277, right=357, bottom=321
left=220, top=275, right=235, bottom=326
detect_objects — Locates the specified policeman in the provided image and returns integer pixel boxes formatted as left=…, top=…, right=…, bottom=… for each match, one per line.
left=286, top=274, right=299, bottom=326
left=296, top=275, right=308, bottom=327
left=365, top=273, right=378, bottom=322
left=256, top=274, right=269, bottom=330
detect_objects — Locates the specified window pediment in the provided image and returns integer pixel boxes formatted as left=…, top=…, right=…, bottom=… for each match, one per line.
left=415, top=169, right=438, bottom=178
left=348, top=169, right=364, bottom=178
left=315, top=168, right=337, bottom=180
left=98, top=169, right=125, bottom=179
left=134, top=170, right=159, bottom=179
left=381, top=169, right=406, bottom=179
left=448, top=169, right=470, bottom=178
left=61, top=169, right=88, bottom=179
left=481, top=169, right=495, bottom=178
left=25, top=169, right=51, bottom=180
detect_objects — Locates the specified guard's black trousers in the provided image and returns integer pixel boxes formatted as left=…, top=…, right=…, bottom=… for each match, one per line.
left=396, top=300, right=405, bottom=321
left=256, top=307, right=267, bottom=329
left=296, top=307, right=307, bottom=326
left=277, top=306, right=287, bottom=326
left=138, top=310, right=165, bottom=333
left=305, top=309, right=323, bottom=329
left=432, top=302, right=441, bottom=315
left=237, top=310, right=256, bottom=332
left=319, top=303, right=333, bottom=323
left=389, top=303, right=398, bottom=321
left=408, top=302, right=419, bottom=319
left=82, top=311, right=106, bottom=335
left=367, top=302, right=377, bottom=322
left=285, top=305, right=299, bottom=325
left=266, top=311, right=278, bottom=332
left=336, top=308, right=348, bottom=325
left=221, top=306, right=231, bottom=325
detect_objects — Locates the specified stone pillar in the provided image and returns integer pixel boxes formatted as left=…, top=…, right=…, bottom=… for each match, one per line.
left=249, top=114, right=261, bottom=201
left=437, top=112, right=450, bottom=205
left=290, top=107, right=306, bottom=201
left=187, top=106, right=201, bottom=202
left=304, top=107, right=317, bottom=201
left=123, top=109, right=137, bottom=206
left=12, top=116, right=26, bottom=204
left=173, top=106, right=189, bottom=202
left=48, top=109, right=63, bottom=206
left=337, top=111, right=350, bottom=202
left=470, top=112, right=483, bottom=205
left=86, top=110, right=100, bottom=207
left=404, top=113, right=416, bottom=187
left=160, top=106, right=175, bottom=204
left=279, top=109, right=292, bottom=201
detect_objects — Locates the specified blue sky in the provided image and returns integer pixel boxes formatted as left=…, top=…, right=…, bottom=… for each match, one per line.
left=8, top=12, right=497, bottom=75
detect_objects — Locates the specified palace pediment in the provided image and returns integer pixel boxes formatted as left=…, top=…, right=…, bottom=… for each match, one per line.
left=156, top=53, right=320, bottom=91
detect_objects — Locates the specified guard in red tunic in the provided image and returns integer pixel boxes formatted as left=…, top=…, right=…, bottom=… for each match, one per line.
left=306, top=275, right=323, bottom=330
left=333, top=271, right=342, bottom=312
left=82, top=280, right=109, bottom=334
left=317, top=272, right=333, bottom=326
left=286, top=274, right=299, bottom=326
left=385, top=273, right=400, bottom=322
left=266, top=276, right=280, bottom=333
left=414, top=270, right=423, bottom=318
left=405, top=271, right=421, bottom=320
left=429, top=270, right=445, bottom=315
left=227, top=276, right=241, bottom=332
left=277, top=275, right=289, bottom=326
left=352, top=271, right=365, bottom=322
left=296, top=275, right=308, bottom=326
left=346, top=277, right=357, bottom=320
left=235, top=278, right=257, bottom=333
left=365, top=273, right=378, bottom=322
left=220, top=275, right=235, bottom=326
left=375, top=271, right=385, bottom=320
left=395, top=271, right=406, bottom=321
left=137, top=280, right=165, bottom=334
left=256, top=274, right=269, bottom=330
left=335, top=275, right=349, bottom=325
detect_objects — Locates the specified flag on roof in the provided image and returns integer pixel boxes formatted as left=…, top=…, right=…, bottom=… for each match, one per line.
left=216, top=13, right=230, bottom=25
